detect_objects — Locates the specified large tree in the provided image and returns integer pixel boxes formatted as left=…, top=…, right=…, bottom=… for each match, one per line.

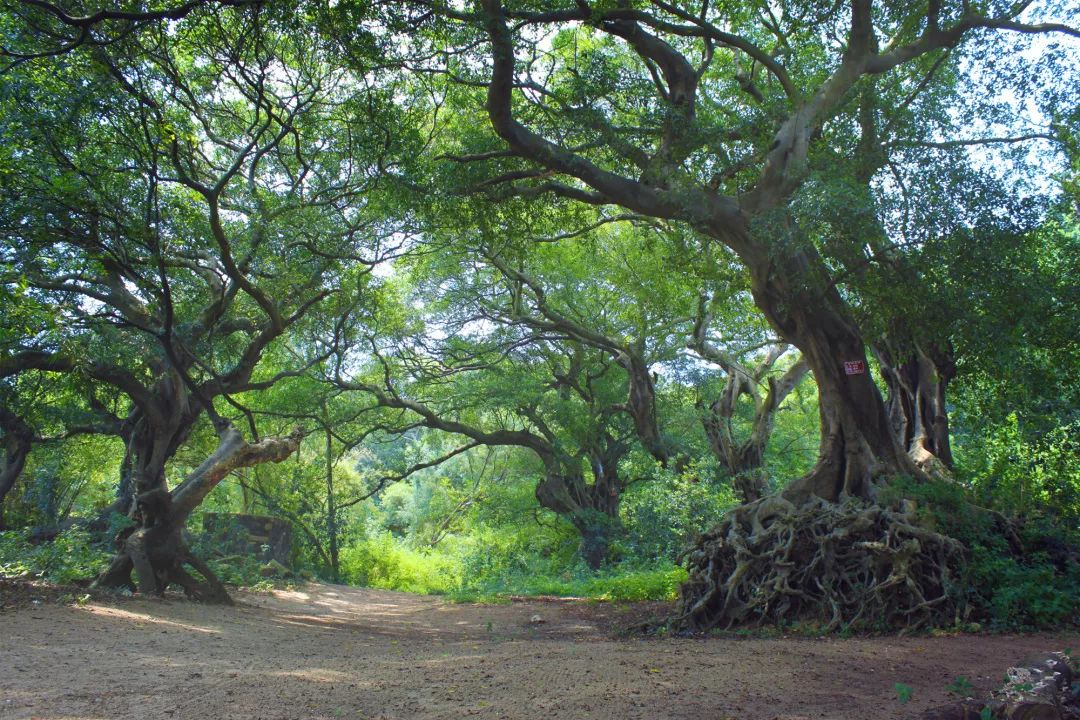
left=0, top=4, right=410, bottom=598
left=336, top=278, right=642, bottom=567
left=408, top=0, right=1078, bottom=627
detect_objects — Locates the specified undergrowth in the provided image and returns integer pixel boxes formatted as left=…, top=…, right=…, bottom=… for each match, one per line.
left=882, top=477, right=1080, bottom=629
left=337, top=529, right=686, bottom=601
left=0, top=528, right=109, bottom=584
left=448, top=564, right=688, bottom=603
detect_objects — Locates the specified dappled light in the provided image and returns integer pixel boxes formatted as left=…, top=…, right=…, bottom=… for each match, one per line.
left=2, top=588, right=1076, bottom=719
left=78, top=605, right=223, bottom=635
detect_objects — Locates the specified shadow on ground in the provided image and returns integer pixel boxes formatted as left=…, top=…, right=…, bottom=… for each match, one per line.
left=1, top=582, right=1073, bottom=720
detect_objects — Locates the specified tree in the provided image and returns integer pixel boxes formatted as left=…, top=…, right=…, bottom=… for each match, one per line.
left=0, top=4, right=410, bottom=598
left=409, top=0, right=1078, bottom=627
left=0, top=377, right=124, bottom=531
left=689, top=291, right=809, bottom=502
left=469, top=220, right=812, bottom=504
left=0, top=405, right=33, bottom=528
left=338, top=306, right=639, bottom=567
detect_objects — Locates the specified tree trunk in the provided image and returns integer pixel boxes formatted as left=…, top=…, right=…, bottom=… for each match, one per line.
left=574, top=512, right=617, bottom=571
left=673, top=247, right=954, bottom=632
left=325, top=421, right=340, bottom=583
left=700, top=406, right=769, bottom=502
left=877, top=343, right=955, bottom=478
left=94, top=424, right=303, bottom=601
left=620, top=353, right=670, bottom=465
left=0, top=408, right=33, bottom=530
left=534, top=451, right=622, bottom=570
left=748, top=249, right=919, bottom=504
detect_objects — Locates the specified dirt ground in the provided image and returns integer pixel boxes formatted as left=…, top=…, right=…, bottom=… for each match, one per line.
left=0, top=582, right=1074, bottom=720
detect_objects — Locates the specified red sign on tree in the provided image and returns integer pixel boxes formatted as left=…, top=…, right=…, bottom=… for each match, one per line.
left=843, top=360, right=866, bottom=375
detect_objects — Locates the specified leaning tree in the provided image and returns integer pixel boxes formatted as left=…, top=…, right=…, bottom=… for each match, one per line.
left=409, top=0, right=1079, bottom=628
left=0, top=4, right=413, bottom=598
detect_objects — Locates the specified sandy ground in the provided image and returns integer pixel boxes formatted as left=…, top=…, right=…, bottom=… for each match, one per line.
left=0, top=582, right=1075, bottom=720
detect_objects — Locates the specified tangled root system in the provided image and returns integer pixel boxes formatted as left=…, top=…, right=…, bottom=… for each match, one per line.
left=674, top=495, right=966, bottom=633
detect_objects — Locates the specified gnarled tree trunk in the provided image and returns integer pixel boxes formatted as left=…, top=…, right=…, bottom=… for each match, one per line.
left=748, top=249, right=921, bottom=504
left=535, top=444, right=624, bottom=570
left=877, top=342, right=956, bottom=479
left=95, top=424, right=303, bottom=601
left=0, top=408, right=33, bottom=530
left=675, top=247, right=959, bottom=631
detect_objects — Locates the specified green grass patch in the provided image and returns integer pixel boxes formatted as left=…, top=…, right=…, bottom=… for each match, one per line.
left=448, top=564, right=688, bottom=603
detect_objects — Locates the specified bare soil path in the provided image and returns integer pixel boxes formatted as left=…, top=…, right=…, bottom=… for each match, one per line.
left=0, top=582, right=1074, bottom=720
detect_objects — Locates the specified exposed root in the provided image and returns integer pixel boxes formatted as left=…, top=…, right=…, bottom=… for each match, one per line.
left=673, top=496, right=965, bottom=632
left=93, top=529, right=233, bottom=604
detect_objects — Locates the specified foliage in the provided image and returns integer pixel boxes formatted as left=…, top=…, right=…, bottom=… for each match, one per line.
left=328, top=450, right=693, bottom=601
left=7, top=436, right=123, bottom=528
left=451, top=563, right=688, bottom=604
left=0, top=528, right=110, bottom=584
left=0, top=0, right=1077, bottom=628
left=958, top=415, right=1080, bottom=527
left=339, top=531, right=462, bottom=595
left=337, top=526, right=686, bottom=602
left=618, top=456, right=738, bottom=562
left=946, top=676, right=974, bottom=696
left=882, top=477, right=1080, bottom=629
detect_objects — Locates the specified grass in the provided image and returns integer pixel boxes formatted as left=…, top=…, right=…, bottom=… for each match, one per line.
left=446, top=565, right=688, bottom=604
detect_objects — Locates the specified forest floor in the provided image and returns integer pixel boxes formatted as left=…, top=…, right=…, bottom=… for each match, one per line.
left=0, top=580, right=1075, bottom=720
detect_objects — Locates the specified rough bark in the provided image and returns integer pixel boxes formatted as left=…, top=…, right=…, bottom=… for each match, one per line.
left=94, top=424, right=303, bottom=601
left=701, top=380, right=774, bottom=501
left=618, top=351, right=669, bottom=466
left=877, top=343, right=956, bottom=479
left=746, top=247, right=922, bottom=504
left=0, top=407, right=34, bottom=529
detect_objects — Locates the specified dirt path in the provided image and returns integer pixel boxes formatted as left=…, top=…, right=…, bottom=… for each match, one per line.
left=0, top=582, right=1074, bottom=720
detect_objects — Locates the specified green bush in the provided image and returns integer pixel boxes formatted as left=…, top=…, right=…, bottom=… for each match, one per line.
left=969, top=545, right=1078, bottom=628
left=339, top=531, right=461, bottom=594
left=883, top=477, right=1079, bottom=629
left=447, top=561, right=687, bottom=603
left=204, top=554, right=273, bottom=588
left=492, top=563, right=686, bottom=601
left=0, top=528, right=110, bottom=584
left=619, top=457, right=737, bottom=563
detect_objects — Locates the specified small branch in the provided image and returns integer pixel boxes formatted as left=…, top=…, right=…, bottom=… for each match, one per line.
left=885, top=132, right=1057, bottom=150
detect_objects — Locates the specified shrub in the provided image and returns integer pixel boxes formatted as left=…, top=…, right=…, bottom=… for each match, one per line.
left=883, top=476, right=1079, bottom=629
left=0, top=528, right=110, bottom=584
left=338, top=531, right=461, bottom=594
left=619, top=457, right=737, bottom=563
left=448, top=561, right=687, bottom=603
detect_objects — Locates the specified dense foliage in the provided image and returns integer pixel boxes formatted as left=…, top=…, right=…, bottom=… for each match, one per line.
left=0, top=0, right=1077, bottom=628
